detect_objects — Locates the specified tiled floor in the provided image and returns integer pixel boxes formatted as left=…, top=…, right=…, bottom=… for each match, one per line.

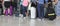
left=0, top=16, right=19, bottom=26
left=0, top=16, right=60, bottom=26
left=19, top=17, right=60, bottom=26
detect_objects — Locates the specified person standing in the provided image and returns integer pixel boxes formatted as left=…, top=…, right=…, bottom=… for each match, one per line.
left=22, top=0, right=30, bottom=18
left=20, top=0, right=23, bottom=14
left=11, top=0, right=18, bottom=14
left=3, top=0, right=11, bottom=15
left=0, top=0, right=3, bottom=15
left=37, top=0, right=44, bottom=20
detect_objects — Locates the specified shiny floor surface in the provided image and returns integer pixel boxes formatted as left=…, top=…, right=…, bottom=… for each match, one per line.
left=0, top=16, right=60, bottom=26
left=0, top=16, right=19, bottom=26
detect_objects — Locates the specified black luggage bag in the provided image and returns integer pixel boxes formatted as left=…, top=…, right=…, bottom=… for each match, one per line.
left=45, top=7, right=56, bottom=20
left=45, top=1, right=56, bottom=20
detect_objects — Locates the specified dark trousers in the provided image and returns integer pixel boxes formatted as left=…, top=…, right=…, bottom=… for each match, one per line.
left=20, top=5, right=23, bottom=14
left=13, top=6, right=17, bottom=14
left=22, top=5, right=27, bottom=17
left=0, top=4, right=3, bottom=15
left=37, top=4, right=44, bottom=19
left=11, top=2, right=17, bottom=14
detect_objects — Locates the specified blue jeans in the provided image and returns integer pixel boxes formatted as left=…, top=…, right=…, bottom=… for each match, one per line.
left=22, top=5, right=27, bottom=17
left=37, top=4, right=44, bottom=19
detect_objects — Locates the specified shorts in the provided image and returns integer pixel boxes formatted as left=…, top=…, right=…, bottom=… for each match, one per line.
left=4, top=1, right=11, bottom=8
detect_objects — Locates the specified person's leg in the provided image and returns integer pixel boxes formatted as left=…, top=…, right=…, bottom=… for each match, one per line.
left=24, top=6, right=27, bottom=17
left=0, top=4, right=3, bottom=15
left=5, top=7, right=9, bottom=16
left=5, top=8, right=8, bottom=16
left=39, top=4, right=44, bottom=19
left=4, top=2, right=9, bottom=15
left=1, top=7, right=3, bottom=15
left=41, top=4, right=44, bottom=18
left=5, top=1, right=11, bottom=15
left=20, top=5, right=23, bottom=14
left=7, top=8, right=10, bottom=14
left=14, top=6, right=17, bottom=14
left=13, top=3, right=17, bottom=14
left=13, top=2, right=17, bottom=12
left=37, top=3, right=41, bottom=18
left=15, top=4, right=17, bottom=12
left=7, top=2, right=11, bottom=15
left=22, top=6, right=26, bottom=17
left=11, top=2, right=14, bottom=14
left=4, top=2, right=6, bottom=14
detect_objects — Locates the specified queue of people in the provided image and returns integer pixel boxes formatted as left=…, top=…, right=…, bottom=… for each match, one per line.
left=0, top=0, right=58, bottom=20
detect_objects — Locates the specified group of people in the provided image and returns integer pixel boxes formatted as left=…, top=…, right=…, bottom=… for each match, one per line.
left=0, top=0, right=58, bottom=20
left=20, top=0, right=58, bottom=20
left=0, top=0, right=14, bottom=15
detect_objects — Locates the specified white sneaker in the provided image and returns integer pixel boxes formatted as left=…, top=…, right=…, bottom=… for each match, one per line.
left=37, top=18, right=41, bottom=21
left=21, top=14, right=23, bottom=17
left=1, top=15, right=4, bottom=16
left=23, top=17, right=26, bottom=19
left=42, top=18, right=45, bottom=22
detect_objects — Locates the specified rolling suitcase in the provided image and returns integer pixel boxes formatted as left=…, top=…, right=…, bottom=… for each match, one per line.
left=45, top=7, right=56, bottom=20
left=31, top=7, right=36, bottom=19
left=45, top=1, right=56, bottom=20
left=31, top=0, right=38, bottom=17
left=29, top=2, right=36, bottom=19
